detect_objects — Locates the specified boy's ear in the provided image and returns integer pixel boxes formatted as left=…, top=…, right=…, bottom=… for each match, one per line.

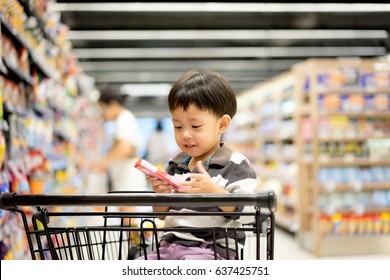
left=219, top=114, right=231, bottom=132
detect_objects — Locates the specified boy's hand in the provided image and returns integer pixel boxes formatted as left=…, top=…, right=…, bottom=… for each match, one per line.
left=147, top=175, right=172, bottom=193
left=179, top=161, right=229, bottom=194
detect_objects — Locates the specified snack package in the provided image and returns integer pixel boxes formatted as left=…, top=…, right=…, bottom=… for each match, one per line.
left=135, top=159, right=184, bottom=191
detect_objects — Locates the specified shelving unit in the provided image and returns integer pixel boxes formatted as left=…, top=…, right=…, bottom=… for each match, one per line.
left=293, top=58, right=390, bottom=256
left=225, top=72, right=300, bottom=234
left=226, top=58, right=390, bottom=256
left=0, top=0, right=106, bottom=260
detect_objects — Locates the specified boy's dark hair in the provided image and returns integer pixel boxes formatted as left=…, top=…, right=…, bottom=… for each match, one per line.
left=168, top=70, right=237, bottom=118
left=98, top=88, right=128, bottom=105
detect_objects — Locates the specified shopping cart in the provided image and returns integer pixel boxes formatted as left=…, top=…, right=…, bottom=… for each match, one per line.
left=0, top=191, right=276, bottom=260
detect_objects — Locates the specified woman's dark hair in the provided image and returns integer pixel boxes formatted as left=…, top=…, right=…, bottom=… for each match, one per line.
left=168, top=70, right=237, bottom=118
left=98, top=88, right=128, bottom=105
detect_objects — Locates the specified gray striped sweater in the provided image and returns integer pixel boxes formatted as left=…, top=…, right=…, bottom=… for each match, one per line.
left=161, top=143, right=258, bottom=257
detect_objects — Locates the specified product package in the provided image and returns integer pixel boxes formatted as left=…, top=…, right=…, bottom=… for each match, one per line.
left=134, top=159, right=184, bottom=191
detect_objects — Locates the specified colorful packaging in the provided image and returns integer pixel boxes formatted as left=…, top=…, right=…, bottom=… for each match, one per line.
left=373, top=94, right=388, bottom=110
left=0, top=76, right=3, bottom=120
left=135, top=159, right=186, bottom=191
left=0, top=131, right=5, bottom=169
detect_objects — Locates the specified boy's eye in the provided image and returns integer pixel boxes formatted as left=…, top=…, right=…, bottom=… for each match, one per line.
left=192, top=125, right=201, bottom=129
left=174, top=126, right=182, bottom=129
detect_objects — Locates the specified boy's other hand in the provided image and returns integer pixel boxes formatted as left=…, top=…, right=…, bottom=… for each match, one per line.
left=179, top=161, right=229, bottom=194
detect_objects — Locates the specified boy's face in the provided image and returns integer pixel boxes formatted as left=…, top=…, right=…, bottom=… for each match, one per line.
left=171, top=104, right=230, bottom=164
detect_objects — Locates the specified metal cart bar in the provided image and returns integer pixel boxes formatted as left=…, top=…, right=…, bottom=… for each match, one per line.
left=0, top=191, right=276, bottom=212
left=0, top=191, right=276, bottom=260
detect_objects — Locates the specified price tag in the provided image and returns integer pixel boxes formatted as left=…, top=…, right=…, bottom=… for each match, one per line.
left=333, top=131, right=343, bottom=139
left=319, top=155, right=329, bottom=163
left=324, top=181, right=336, bottom=192
left=343, top=154, right=355, bottom=163
left=319, top=132, right=327, bottom=139
left=369, top=155, right=380, bottom=162
left=354, top=204, right=365, bottom=216
left=325, top=205, right=336, bottom=216
left=351, top=181, right=363, bottom=192
left=345, top=130, right=356, bottom=139
left=373, top=131, right=384, bottom=138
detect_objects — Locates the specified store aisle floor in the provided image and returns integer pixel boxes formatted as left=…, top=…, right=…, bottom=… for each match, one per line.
left=274, top=228, right=390, bottom=260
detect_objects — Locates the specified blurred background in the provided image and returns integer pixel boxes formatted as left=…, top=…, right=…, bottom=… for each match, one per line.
left=0, top=1, right=390, bottom=260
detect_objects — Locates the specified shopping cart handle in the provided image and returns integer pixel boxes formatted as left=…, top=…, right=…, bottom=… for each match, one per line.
left=259, top=190, right=277, bottom=212
left=0, top=192, right=16, bottom=211
left=0, top=191, right=276, bottom=212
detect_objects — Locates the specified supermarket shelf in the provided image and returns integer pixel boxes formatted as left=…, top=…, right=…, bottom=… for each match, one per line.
left=4, top=102, right=27, bottom=116
left=48, top=100, right=69, bottom=115
left=0, top=61, right=8, bottom=74
left=297, top=59, right=390, bottom=256
left=301, top=231, right=390, bottom=256
left=229, top=59, right=390, bottom=257
left=0, top=1, right=100, bottom=261
left=317, top=157, right=390, bottom=167
left=330, top=207, right=390, bottom=215
left=262, top=136, right=295, bottom=143
left=2, top=58, right=34, bottom=86
left=29, top=52, right=59, bottom=80
left=320, top=182, right=390, bottom=193
left=318, top=134, right=390, bottom=142
left=0, top=13, right=57, bottom=79
left=18, top=0, right=57, bottom=45
left=0, top=13, right=30, bottom=49
left=0, top=120, right=9, bottom=131
left=318, top=87, right=390, bottom=94
left=319, top=111, right=390, bottom=117
left=32, top=103, right=55, bottom=118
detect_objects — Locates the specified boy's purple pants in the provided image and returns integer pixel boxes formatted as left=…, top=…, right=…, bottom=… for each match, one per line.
left=138, top=241, right=231, bottom=260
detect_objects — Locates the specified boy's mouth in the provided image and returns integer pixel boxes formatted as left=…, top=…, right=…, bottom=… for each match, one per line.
left=184, top=144, right=196, bottom=148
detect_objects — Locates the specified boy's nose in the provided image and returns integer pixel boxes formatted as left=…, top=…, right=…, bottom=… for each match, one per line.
left=182, top=130, right=192, bottom=139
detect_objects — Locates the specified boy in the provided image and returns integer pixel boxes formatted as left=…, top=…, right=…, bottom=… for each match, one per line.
left=144, top=70, right=258, bottom=260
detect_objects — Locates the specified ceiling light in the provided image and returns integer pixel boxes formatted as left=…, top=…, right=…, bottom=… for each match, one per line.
left=73, top=46, right=386, bottom=59
left=120, top=84, right=172, bottom=97
left=53, top=3, right=390, bottom=13
left=78, top=60, right=300, bottom=72
left=91, top=71, right=268, bottom=83
left=68, top=29, right=387, bottom=41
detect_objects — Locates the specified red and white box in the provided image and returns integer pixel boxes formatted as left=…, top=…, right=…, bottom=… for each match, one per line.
left=135, top=159, right=183, bottom=191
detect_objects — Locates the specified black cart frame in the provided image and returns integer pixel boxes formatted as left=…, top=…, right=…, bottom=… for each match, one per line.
left=0, top=191, right=276, bottom=260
